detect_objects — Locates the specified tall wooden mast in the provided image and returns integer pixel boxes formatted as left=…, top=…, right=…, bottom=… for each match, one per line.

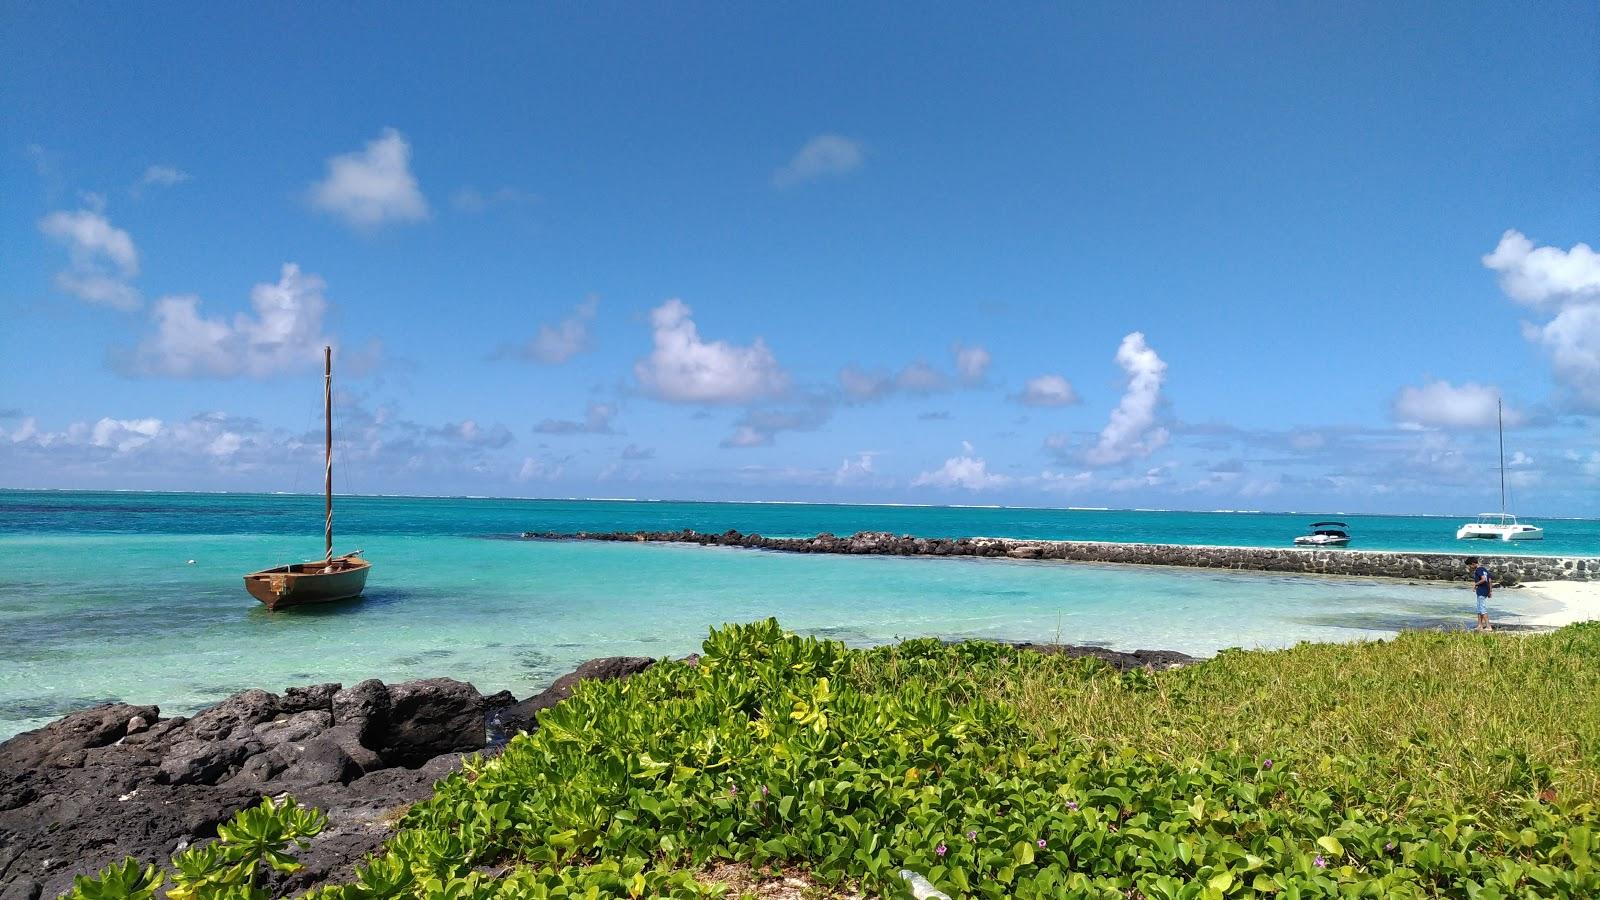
left=1497, top=397, right=1506, bottom=515
left=324, top=345, right=334, bottom=561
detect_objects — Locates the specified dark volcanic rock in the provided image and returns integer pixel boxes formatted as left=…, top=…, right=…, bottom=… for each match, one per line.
left=331, top=679, right=391, bottom=746
left=1008, top=642, right=1197, bottom=672
left=378, top=679, right=483, bottom=768
left=490, top=656, right=655, bottom=735
left=0, top=702, right=159, bottom=771
left=0, top=675, right=501, bottom=897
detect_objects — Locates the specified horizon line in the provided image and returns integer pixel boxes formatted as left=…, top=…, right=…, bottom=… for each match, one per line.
left=1, top=485, right=1595, bottom=522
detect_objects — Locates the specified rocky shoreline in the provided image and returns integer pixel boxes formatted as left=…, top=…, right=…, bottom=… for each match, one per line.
left=0, top=642, right=1188, bottom=898
left=520, top=529, right=1600, bottom=583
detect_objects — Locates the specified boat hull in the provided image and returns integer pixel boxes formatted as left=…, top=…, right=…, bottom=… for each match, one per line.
left=245, top=556, right=371, bottom=610
left=1294, top=536, right=1350, bottom=547
left=1455, top=525, right=1544, bottom=541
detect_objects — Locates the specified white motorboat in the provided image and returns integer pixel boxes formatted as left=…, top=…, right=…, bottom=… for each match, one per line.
left=1456, top=513, right=1544, bottom=542
left=1455, top=398, right=1543, bottom=542
left=1294, top=522, right=1351, bottom=547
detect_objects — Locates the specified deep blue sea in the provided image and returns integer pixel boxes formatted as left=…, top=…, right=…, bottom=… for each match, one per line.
left=1, top=490, right=1593, bottom=739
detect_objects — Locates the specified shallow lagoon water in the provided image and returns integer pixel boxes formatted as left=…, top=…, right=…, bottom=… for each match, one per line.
left=0, top=491, right=1580, bottom=739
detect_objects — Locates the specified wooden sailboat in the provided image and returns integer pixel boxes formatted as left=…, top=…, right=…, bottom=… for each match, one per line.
left=244, top=346, right=371, bottom=610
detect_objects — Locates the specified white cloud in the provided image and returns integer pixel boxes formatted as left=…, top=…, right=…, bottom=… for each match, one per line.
left=635, top=299, right=788, bottom=403
left=1084, top=332, right=1169, bottom=466
left=1015, top=374, right=1080, bottom=407
left=517, top=456, right=564, bottom=481
left=772, top=134, right=865, bottom=188
left=912, top=442, right=1012, bottom=491
left=141, top=165, right=190, bottom=188
left=838, top=361, right=949, bottom=399
left=38, top=208, right=141, bottom=310
left=833, top=452, right=878, bottom=485
left=309, top=128, right=429, bottom=228
left=839, top=365, right=891, bottom=399
left=518, top=296, right=599, bottom=364
left=90, top=417, right=162, bottom=452
left=895, top=362, right=947, bottom=394
left=720, top=401, right=832, bottom=448
left=534, top=401, right=617, bottom=435
left=1484, top=230, right=1600, bottom=411
left=1392, top=380, right=1520, bottom=429
left=1483, top=230, right=1600, bottom=308
left=952, top=344, right=991, bottom=384
left=127, top=263, right=333, bottom=378
left=1522, top=304, right=1600, bottom=411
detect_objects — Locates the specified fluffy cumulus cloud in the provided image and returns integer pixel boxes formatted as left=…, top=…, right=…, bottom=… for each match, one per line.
left=309, top=128, right=429, bottom=228
left=38, top=208, right=141, bottom=309
left=429, top=420, right=514, bottom=449
left=772, top=134, right=865, bottom=188
left=1483, top=230, right=1600, bottom=411
left=2, top=412, right=257, bottom=468
left=833, top=452, right=879, bottom=485
left=1015, top=374, right=1080, bottom=407
left=635, top=299, right=788, bottom=404
left=1084, top=332, right=1169, bottom=467
left=1392, top=380, right=1520, bottom=429
left=511, top=296, right=599, bottom=364
left=126, top=263, right=333, bottom=377
left=534, top=402, right=617, bottom=435
left=912, top=441, right=1011, bottom=491
left=952, top=343, right=991, bottom=384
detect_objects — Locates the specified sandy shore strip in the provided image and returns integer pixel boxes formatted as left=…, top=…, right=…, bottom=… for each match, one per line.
left=1514, top=580, right=1600, bottom=627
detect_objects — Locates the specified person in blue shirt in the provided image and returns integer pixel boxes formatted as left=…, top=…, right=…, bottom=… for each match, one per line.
left=1465, top=556, right=1492, bottom=632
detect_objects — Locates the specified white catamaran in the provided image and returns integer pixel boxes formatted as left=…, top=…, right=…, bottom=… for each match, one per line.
left=1455, top=399, right=1543, bottom=542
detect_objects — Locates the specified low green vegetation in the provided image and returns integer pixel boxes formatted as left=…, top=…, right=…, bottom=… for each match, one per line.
left=68, top=797, right=325, bottom=900
left=75, top=620, right=1600, bottom=898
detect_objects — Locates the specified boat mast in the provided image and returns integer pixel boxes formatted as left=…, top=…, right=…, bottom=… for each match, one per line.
left=324, top=345, right=333, bottom=561
left=1497, top=397, right=1506, bottom=515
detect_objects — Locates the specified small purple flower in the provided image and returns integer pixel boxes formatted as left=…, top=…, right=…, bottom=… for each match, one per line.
left=1313, top=855, right=1327, bottom=869
left=728, top=784, right=739, bottom=796
left=760, top=785, right=769, bottom=795
left=936, top=842, right=948, bottom=857
left=966, top=830, right=977, bottom=841
left=1036, top=839, right=1048, bottom=849
left=1065, top=800, right=1079, bottom=811
left=1384, top=842, right=1395, bottom=852
left=1263, top=758, right=1274, bottom=771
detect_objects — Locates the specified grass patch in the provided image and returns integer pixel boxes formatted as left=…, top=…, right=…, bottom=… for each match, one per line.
left=850, top=626, right=1600, bottom=812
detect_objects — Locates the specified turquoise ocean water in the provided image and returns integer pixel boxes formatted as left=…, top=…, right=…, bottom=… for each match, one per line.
left=1, top=490, right=1593, bottom=740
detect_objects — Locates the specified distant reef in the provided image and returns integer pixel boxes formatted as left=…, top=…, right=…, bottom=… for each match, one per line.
left=520, top=528, right=1600, bottom=583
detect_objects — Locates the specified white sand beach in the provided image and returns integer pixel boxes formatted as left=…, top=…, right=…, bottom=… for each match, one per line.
left=1513, top=580, right=1600, bottom=627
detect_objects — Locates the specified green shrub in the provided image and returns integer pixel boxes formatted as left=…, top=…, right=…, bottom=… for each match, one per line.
left=316, top=619, right=1598, bottom=898
left=65, top=622, right=1600, bottom=898
left=67, top=797, right=325, bottom=900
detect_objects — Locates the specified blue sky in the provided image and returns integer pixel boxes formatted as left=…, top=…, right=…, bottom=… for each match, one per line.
left=3, top=3, right=1598, bottom=514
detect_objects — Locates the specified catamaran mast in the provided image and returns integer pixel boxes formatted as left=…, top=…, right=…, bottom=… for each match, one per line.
left=324, top=345, right=333, bottom=561
left=1491, top=397, right=1504, bottom=515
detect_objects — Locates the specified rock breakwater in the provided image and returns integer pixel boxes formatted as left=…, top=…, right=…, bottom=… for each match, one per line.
left=521, top=529, right=1600, bottom=583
